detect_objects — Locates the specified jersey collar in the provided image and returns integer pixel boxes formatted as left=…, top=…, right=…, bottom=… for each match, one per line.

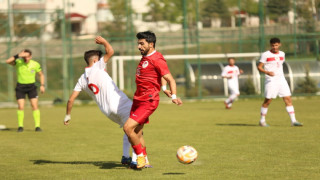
left=144, top=50, right=156, bottom=57
left=269, top=50, right=280, bottom=54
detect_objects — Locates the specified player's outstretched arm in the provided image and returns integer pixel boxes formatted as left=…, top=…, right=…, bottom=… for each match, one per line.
left=257, top=62, right=274, bottom=76
left=95, top=36, right=114, bottom=63
left=64, top=91, right=80, bottom=125
left=163, top=73, right=182, bottom=106
left=5, top=50, right=28, bottom=66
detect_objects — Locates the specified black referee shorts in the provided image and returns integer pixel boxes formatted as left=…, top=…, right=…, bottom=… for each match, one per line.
left=15, top=83, right=38, bottom=100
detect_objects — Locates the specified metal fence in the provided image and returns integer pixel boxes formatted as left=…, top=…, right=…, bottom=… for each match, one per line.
left=0, top=1, right=320, bottom=102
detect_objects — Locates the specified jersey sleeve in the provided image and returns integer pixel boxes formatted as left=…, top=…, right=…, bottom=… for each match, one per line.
left=259, top=52, right=267, bottom=63
left=153, top=56, right=170, bottom=76
left=236, top=66, right=240, bottom=75
left=74, top=76, right=84, bottom=92
left=221, top=66, right=227, bottom=77
left=35, top=62, right=42, bottom=73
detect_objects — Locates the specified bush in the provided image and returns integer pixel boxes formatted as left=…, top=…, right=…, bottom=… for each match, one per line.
left=240, top=77, right=256, bottom=95
left=294, top=70, right=318, bottom=94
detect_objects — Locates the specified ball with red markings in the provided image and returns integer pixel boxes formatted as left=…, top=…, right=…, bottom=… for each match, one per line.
left=176, top=145, right=198, bottom=164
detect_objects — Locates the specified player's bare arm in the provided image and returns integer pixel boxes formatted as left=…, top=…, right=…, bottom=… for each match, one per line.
left=258, top=62, right=274, bottom=76
left=37, top=71, right=45, bottom=94
left=162, top=73, right=182, bottom=105
left=95, top=36, right=114, bottom=63
left=161, top=77, right=172, bottom=97
left=5, top=50, right=28, bottom=66
left=64, top=91, right=80, bottom=125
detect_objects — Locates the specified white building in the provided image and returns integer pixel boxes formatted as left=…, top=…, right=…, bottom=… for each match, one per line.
left=0, top=0, right=102, bottom=38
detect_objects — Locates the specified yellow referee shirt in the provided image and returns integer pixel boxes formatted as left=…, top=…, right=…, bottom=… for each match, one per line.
left=15, top=59, right=41, bottom=84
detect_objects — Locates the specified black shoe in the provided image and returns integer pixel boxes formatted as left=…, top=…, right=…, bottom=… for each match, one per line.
left=35, top=127, right=42, bottom=132
left=17, top=127, right=24, bottom=132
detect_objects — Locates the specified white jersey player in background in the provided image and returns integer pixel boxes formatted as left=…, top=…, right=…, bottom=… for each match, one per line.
left=221, top=58, right=243, bottom=109
left=257, top=37, right=303, bottom=127
left=63, top=36, right=148, bottom=168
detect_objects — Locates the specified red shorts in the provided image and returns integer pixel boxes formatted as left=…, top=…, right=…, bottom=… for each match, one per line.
left=129, top=99, right=159, bottom=125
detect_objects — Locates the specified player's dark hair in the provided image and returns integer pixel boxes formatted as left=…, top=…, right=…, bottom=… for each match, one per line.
left=84, top=50, right=102, bottom=65
left=270, top=37, right=280, bottom=44
left=136, top=31, right=156, bottom=48
left=24, top=49, right=32, bottom=56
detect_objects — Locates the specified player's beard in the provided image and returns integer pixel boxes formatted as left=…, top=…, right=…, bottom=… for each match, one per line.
left=140, top=47, right=150, bottom=56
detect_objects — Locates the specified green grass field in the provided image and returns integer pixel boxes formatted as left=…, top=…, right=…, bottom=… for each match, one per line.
left=0, top=97, right=319, bottom=180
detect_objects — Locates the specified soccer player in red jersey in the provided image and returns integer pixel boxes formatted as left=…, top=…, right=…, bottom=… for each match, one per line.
left=123, top=31, right=182, bottom=169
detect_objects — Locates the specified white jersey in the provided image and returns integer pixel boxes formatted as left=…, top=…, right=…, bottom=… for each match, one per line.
left=259, top=50, right=285, bottom=81
left=74, top=57, right=132, bottom=127
left=221, top=65, right=240, bottom=94
left=260, top=50, right=291, bottom=98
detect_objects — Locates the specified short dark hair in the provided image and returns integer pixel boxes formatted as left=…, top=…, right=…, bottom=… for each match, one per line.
left=270, top=37, right=280, bottom=44
left=24, top=49, right=32, bottom=56
left=136, top=31, right=156, bottom=48
left=84, top=50, right=102, bottom=65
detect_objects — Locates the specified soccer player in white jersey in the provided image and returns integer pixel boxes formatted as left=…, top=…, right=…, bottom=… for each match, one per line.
left=63, top=36, right=148, bottom=168
left=221, top=58, right=243, bottom=109
left=257, top=37, right=303, bottom=127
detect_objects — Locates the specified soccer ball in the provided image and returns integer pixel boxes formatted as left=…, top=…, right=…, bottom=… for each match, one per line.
left=176, top=145, right=198, bottom=164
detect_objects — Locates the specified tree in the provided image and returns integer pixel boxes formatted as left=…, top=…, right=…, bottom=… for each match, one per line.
left=296, top=1, right=317, bottom=32
left=0, top=13, right=7, bottom=36
left=201, top=0, right=230, bottom=27
left=146, top=0, right=199, bottom=33
left=14, top=13, right=40, bottom=38
left=295, top=69, right=318, bottom=94
left=146, top=0, right=184, bottom=24
left=226, top=0, right=259, bottom=16
left=103, top=0, right=135, bottom=38
left=266, top=0, right=291, bottom=22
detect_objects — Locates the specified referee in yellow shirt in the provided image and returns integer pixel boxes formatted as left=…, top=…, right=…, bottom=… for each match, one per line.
left=6, top=49, right=45, bottom=132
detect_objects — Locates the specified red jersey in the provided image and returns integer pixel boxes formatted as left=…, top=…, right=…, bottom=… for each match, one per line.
left=134, top=51, right=170, bottom=101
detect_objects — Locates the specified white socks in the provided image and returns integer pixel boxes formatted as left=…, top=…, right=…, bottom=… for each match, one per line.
left=132, top=151, right=137, bottom=163
left=123, top=134, right=130, bottom=158
left=260, top=106, right=297, bottom=124
left=286, top=106, right=297, bottom=123
left=260, top=107, right=268, bottom=123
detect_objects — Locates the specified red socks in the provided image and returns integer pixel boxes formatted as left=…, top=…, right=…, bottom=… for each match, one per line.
left=132, top=144, right=143, bottom=155
left=142, top=147, right=147, bottom=156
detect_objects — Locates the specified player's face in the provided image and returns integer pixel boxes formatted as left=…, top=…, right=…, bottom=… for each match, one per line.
left=138, top=39, right=153, bottom=56
left=228, top=59, right=235, bottom=66
left=270, top=43, right=281, bottom=53
left=23, top=53, right=32, bottom=63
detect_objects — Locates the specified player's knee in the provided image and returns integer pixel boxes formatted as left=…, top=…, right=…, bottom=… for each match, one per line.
left=123, top=123, right=132, bottom=135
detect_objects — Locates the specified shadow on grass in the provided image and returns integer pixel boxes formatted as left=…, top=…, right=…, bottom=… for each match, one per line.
left=216, top=123, right=258, bottom=127
left=31, top=159, right=125, bottom=169
left=163, top=172, right=185, bottom=175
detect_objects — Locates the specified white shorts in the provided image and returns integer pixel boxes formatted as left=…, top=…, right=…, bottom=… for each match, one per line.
left=228, top=84, right=240, bottom=95
left=264, top=77, right=291, bottom=99
left=105, top=98, right=132, bottom=128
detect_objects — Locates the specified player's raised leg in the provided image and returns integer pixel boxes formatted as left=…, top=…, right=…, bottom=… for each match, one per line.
left=260, top=98, right=272, bottom=127
left=282, top=96, right=303, bottom=126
